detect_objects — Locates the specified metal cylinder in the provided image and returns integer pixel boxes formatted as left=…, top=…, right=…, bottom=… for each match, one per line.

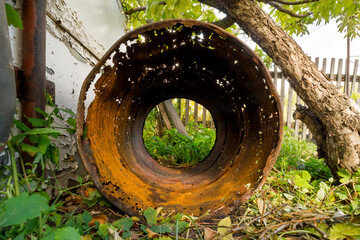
left=0, top=1, right=16, bottom=153
left=21, top=0, right=46, bottom=122
left=77, top=19, right=283, bottom=216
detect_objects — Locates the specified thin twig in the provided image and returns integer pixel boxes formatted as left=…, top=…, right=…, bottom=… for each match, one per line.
left=124, top=1, right=166, bottom=14
left=307, top=222, right=328, bottom=239
left=265, top=1, right=312, bottom=18
left=258, top=214, right=348, bottom=234
left=236, top=207, right=251, bottom=228
left=248, top=204, right=287, bottom=225
left=260, top=190, right=266, bottom=222
left=320, top=179, right=354, bottom=207
left=211, top=204, right=288, bottom=240
left=259, top=0, right=319, bottom=5
left=19, top=154, right=32, bottom=192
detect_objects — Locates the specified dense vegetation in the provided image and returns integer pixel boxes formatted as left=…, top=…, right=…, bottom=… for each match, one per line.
left=2, top=3, right=360, bottom=239
left=143, top=107, right=216, bottom=167
left=1, top=98, right=360, bottom=239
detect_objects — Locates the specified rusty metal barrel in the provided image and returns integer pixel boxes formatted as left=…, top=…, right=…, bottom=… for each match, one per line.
left=77, top=19, right=283, bottom=216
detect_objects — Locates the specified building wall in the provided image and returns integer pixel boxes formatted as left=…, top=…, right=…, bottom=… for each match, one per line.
left=46, top=0, right=127, bottom=111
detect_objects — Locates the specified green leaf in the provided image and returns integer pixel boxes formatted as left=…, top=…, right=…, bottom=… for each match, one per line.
left=300, top=170, right=311, bottom=182
left=35, top=107, right=49, bottom=118
left=24, top=128, right=61, bottom=136
left=66, top=118, right=77, bottom=128
left=55, top=227, right=81, bottom=240
left=97, top=224, right=109, bottom=239
left=81, top=211, right=93, bottom=225
left=177, top=220, right=189, bottom=233
left=338, top=169, right=351, bottom=183
left=38, top=135, right=51, bottom=154
left=59, top=108, right=76, bottom=116
left=28, top=118, right=47, bottom=127
left=217, top=217, right=232, bottom=239
left=150, top=224, right=172, bottom=234
left=329, top=223, right=360, bottom=240
left=350, top=200, right=359, bottom=213
left=113, top=217, right=133, bottom=232
left=21, top=143, right=41, bottom=155
left=144, top=207, right=158, bottom=226
left=351, top=91, right=360, bottom=101
left=13, top=119, right=31, bottom=132
left=0, top=192, right=49, bottom=227
left=294, top=174, right=313, bottom=189
left=283, top=193, right=294, bottom=200
left=5, top=3, right=23, bottom=29
left=51, top=146, right=60, bottom=165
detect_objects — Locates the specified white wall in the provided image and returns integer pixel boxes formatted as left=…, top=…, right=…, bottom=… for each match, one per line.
left=46, top=0, right=127, bottom=111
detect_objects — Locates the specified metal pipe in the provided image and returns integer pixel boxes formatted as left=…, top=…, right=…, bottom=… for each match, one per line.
left=21, top=0, right=46, bottom=122
left=0, top=1, right=16, bottom=153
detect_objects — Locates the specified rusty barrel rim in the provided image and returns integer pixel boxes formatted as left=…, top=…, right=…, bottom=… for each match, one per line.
left=77, top=19, right=283, bottom=216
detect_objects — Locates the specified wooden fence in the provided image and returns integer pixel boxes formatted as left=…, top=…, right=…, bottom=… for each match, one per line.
left=272, top=57, right=360, bottom=140
left=158, top=57, right=360, bottom=140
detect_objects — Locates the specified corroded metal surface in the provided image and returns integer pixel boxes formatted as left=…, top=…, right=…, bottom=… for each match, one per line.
left=77, top=19, right=283, bottom=216
left=22, top=0, right=46, bottom=121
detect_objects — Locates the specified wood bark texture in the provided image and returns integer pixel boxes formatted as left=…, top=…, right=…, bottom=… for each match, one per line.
left=200, top=0, right=360, bottom=176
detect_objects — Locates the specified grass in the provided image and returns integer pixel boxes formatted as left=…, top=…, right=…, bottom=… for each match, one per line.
left=143, top=106, right=216, bottom=167
left=2, top=110, right=360, bottom=239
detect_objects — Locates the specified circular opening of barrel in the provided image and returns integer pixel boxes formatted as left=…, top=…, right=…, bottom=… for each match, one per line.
left=77, top=19, right=283, bottom=217
left=143, top=98, right=216, bottom=168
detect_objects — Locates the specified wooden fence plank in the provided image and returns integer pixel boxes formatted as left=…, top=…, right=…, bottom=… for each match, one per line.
left=280, top=76, right=285, bottom=109
left=337, top=59, right=344, bottom=88
left=185, top=99, right=189, bottom=125
left=177, top=98, right=181, bottom=116
left=322, top=58, right=327, bottom=74
left=274, top=64, right=278, bottom=88
left=202, top=107, right=207, bottom=127
left=329, top=58, right=336, bottom=84
left=294, top=95, right=301, bottom=138
left=194, top=102, right=198, bottom=128
left=286, top=87, right=294, bottom=128
left=352, top=59, right=359, bottom=94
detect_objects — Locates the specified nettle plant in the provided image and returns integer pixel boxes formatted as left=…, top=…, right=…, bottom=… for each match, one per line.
left=0, top=93, right=80, bottom=239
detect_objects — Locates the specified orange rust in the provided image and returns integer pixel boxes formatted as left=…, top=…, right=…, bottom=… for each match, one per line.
left=77, top=19, right=283, bottom=217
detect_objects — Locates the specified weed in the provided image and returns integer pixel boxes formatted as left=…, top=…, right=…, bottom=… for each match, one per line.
left=144, top=123, right=216, bottom=167
left=275, top=127, right=332, bottom=180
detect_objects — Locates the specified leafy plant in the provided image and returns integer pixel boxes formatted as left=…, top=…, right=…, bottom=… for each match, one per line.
left=144, top=123, right=216, bottom=167
left=4, top=3, right=23, bottom=29
left=0, top=93, right=83, bottom=239
left=275, top=127, right=332, bottom=180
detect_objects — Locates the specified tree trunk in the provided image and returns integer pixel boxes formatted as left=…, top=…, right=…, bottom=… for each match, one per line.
left=200, top=0, right=360, bottom=176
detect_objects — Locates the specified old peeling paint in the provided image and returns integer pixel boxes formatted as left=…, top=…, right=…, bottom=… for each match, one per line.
left=77, top=19, right=283, bottom=217
left=46, top=0, right=105, bottom=63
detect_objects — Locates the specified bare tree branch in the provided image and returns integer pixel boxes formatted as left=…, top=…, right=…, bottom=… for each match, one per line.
left=124, top=1, right=166, bottom=15
left=265, top=1, right=312, bottom=18
left=125, top=6, right=146, bottom=15
left=259, top=0, right=319, bottom=6
left=211, top=16, right=235, bottom=29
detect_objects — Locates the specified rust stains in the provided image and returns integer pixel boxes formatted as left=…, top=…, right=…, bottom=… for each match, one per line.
left=77, top=19, right=283, bottom=217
